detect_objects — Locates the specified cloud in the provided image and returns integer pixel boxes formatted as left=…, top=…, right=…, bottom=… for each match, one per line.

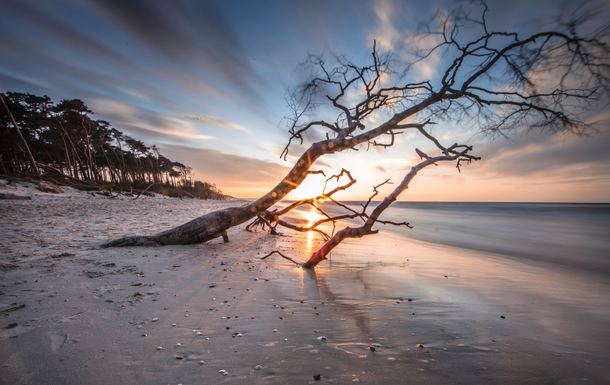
left=77, top=0, right=268, bottom=104
left=185, top=115, right=250, bottom=134
left=471, top=128, right=610, bottom=184
left=159, top=145, right=291, bottom=190
left=90, top=98, right=217, bottom=142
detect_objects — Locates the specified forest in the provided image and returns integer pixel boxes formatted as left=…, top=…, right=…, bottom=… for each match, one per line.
left=0, top=91, right=226, bottom=199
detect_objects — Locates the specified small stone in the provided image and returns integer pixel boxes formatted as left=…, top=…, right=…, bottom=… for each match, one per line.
left=417, top=343, right=424, bottom=348
left=199, top=360, right=205, bottom=365
left=218, top=370, right=227, bottom=374
left=141, top=334, right=147, bottom=337
left=176, top=343, right=181, bottom=346
left=317, top=336, right=327, bottom=341
left=314, top=374, right=321, bottom=381
left=156, top=346, right=163, bottom=350
left=176, top=356, right=184, bottom=360
left=254, top=365, right=262, bottom=370
left=152, top=318, right=158, bottom=322
left=500, top=315, right=506, bottom=319
left=369, top=346, right=376, bottom=351
left=172, top=323, right=177, bottom=327
left=196, top=332, right=202, bottom=336
left=273, top=329, right=278, bottom=333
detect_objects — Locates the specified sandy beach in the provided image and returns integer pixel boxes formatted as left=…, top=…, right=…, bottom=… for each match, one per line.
left=1, top=180, right=609, bottom=384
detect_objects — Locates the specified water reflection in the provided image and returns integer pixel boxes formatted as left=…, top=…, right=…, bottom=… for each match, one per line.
left=304, top=203, right=317, bottom=254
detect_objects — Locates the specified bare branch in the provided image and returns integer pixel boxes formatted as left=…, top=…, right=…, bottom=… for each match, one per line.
left=261, top=251, right=300, bottom=265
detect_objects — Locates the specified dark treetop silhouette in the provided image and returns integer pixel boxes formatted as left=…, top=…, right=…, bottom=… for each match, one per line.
left=102, top=2, right=610, bottom=268
left=1, top=94, right=225, bottom=199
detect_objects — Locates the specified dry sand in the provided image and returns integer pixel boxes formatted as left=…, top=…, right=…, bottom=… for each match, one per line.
left=1, top=179, right=609, bottom=384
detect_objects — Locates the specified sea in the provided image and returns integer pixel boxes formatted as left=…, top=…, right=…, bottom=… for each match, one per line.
left=294, top=201, right=610, bottom=276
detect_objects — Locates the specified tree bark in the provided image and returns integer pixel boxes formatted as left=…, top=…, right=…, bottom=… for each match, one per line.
left=102, top=143, right=326, bottom=247
left=0, top=94, right=40, bottom=177
left=301, top=154, right=448, bottom=268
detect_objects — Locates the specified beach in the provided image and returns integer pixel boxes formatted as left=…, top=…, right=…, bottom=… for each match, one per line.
left=1, top=180, right=610, bottom=384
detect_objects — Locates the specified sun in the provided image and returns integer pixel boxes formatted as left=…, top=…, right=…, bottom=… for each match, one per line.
left=284, top=176, right=326, bottom=201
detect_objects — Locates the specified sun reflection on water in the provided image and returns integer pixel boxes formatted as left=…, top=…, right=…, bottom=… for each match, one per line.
left=304, top=203, right=318, bottom=254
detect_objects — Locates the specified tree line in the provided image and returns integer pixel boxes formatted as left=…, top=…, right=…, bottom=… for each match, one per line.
left=0, top=91, right=225, bottom=199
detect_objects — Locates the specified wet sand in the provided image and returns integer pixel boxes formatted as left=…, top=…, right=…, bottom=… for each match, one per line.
left=1, top=181, right=609, bottom=384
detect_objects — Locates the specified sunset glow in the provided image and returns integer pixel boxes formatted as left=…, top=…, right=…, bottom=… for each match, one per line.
left=2, top=0, right=609, bottom=202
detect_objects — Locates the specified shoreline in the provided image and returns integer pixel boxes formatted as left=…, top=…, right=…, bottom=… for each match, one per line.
left=1, top=188, right=609, bottom=384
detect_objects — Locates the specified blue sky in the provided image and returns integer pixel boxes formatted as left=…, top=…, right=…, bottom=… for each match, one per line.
left=2, top=0, right=609, bottom=202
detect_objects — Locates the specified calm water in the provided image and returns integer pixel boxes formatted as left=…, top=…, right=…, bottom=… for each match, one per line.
left=294, top=201, right=610, bottom=275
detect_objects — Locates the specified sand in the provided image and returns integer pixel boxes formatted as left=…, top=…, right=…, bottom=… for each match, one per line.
left=1, top=179, right=609, bottom=384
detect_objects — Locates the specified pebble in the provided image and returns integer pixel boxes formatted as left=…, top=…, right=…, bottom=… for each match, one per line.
left=196, top=332, right=202, bottom=336
left=314, top=374, right=321, bottom=381
left=156, top=346, right=163, bottom=350
left=172, top=323, right=177, bottom=327
left=152, top=318, right=158, bottom=322
left=141, top=334, right=147, bottom=337
left=219, top=370, right=228, bottom=375
left=317, top=336, right=327, bottom=341
left=369, top=346, right=376, bottom=351
left=176, top=356, right=184, bottom=360
left=273, top=329, right=278, bottom=333
left=254, top=365, right=262, bottom=370
left=199, top=361, right=205, bottom=365
left=176, top=343, right=181, bottom=346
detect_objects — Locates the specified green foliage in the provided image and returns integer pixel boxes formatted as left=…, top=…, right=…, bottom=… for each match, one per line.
left=0, top=91, right=223, bottom=199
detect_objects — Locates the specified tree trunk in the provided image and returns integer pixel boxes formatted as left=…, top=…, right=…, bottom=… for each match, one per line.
left=0, top=94, right=40, bottom=176
left=103, top=142, right=326, bottom=247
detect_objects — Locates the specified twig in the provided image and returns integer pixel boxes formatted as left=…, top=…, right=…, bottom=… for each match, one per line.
left=261, top=251, right=301, bottom=265
left=133, top=182, right=164, bottom=200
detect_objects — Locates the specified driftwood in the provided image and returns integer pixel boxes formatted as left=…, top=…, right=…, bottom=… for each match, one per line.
left=133, top=182, right=164, bottom=200
left=36, top=163, right=101, bottom=188
left=102, top=4, right=610, bottom=269
left=0, top=193, right=31, bottom=200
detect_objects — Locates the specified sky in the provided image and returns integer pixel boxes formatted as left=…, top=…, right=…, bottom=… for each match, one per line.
left=1, top=0, right=609, bottom=202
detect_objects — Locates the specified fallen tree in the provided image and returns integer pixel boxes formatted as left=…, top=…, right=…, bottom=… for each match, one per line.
left=103, top=2, right=610, bottom=268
